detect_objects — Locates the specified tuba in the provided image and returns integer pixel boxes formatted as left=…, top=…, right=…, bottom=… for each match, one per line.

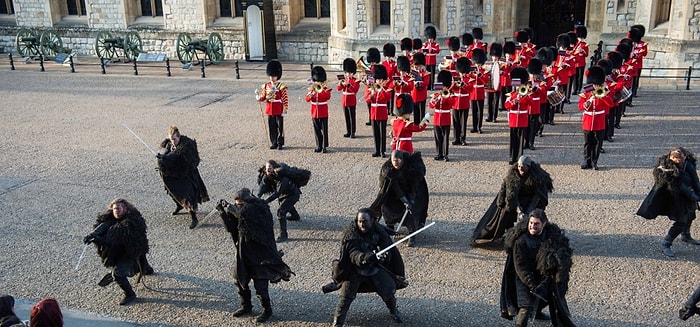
left=357, top=56, right=371, bottom=73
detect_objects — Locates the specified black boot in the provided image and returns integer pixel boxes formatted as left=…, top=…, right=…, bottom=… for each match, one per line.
left=332, top=296, right=354, bottom=327
left=256, top=295, right=272, bottom=322
left=384, top=296, right=402, bottom=323
left=98, top=273, right=113, bottom=287
left=681, top=222, right=700, bottom=245
left=661, top=236, right=675, bottom=257
left=115, top=276, right=136, bottom=305
left=172, top=202, right=183, bottom=215
left=277, top=219, right=288, bottom=242
left=232, top=289, right=252, bottom=317
left=189, top=211, right=199, bottom=229
left=515, top=308, right=530, bottom=327
left=139, top=255, right=154, bottom=275
left=288, top=207, right=301, bottom=221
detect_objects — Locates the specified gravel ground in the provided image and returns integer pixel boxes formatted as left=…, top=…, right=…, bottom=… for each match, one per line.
left=0, top=62, right=699, bottom=327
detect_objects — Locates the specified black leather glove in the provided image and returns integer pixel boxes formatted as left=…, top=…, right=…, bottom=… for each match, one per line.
left=216, top=199, right=228, bottom=212
left=400, top=196, right=413, bottom=212
left=83, top=235, right=94, bottom=244
left=156, top=153, right=163, bottom=159
left=91, top=236, right=105, bottom=246
left=532, top=281, right=548, bottom=299
left=362, top=252, right=379, bottom=265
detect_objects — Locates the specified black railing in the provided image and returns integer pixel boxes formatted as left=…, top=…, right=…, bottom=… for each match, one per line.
left=640, top=66, right=697, bottom=90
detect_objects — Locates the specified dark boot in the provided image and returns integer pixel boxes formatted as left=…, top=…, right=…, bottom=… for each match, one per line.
left=288, top=207, right=301, bottom=221
left=98, top=273, right=113, bottom=287
left=139, top=255, right=154, bottom=275
left=189, top=211, right=199, bottom=229
left=277, top=219, right=288, bottom=242
left=256, top=295, right=272, bottom=322
left=332, top=296, right=354, bottom=327
left=115, top=276, right=136, bottom=305
left=384, top=296, right=402, bottom=323
left=232, top=289, right=252, bottom=317
left=172, top=202, right=183, bottom=215
left=661, top=237, right=675, bottom=257
left=681, top=222, right=700, bottom=245
left=515, top=308, right=530, bottom=327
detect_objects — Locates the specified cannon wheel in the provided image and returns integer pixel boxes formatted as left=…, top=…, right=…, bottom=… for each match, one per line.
left=123, top=31, right=143, bottom=62
left=206, top=33, right=224, bottom=64
left=176, top=32, right=194, bottom=64
left=16, top=28, right=40, bottom=58
left=95, top=31, right=116, bottom=60
left=39, top=29, right=63, bottom=59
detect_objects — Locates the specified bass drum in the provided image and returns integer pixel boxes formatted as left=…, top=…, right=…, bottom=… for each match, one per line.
left=489, top=61, right=501, bottom=91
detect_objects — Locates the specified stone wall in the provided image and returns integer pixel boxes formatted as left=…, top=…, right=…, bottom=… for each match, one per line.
left=89, top=0, right=126, bottom=30
left=164, top=0, right=204, bottom=31
left=14, top=1, right=52, bottom=27
left=691, top=0, right=700, bottom=40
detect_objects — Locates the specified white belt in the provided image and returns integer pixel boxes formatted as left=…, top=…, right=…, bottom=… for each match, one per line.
left=532, top=97, right=541, bottom=101
left=342, top=92, right=355, bottom=95
left=269, top=99, right=282, bottom=103
left=456, top=93, right=470, bottom=97
left=434, top=109, right=450, bottom=113
left=583, top=110, right=605, bottom=115
left=510, top=110, right=528, bottom=114
left=311, top=102, right=328, bottom=105
left=371, top=103, right=387, bottom=107
left=474, top=85, right=484, bottom=88
left=398, top=137, right=412, bottom=141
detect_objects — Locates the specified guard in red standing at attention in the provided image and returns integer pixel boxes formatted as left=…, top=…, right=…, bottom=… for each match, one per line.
left=337, top=58, right=361, bottom=138
left=572, top=25, right=590, bottom=94
left=578, top=66, right=614, bottom=170
left=504, top=67, right=532, bottom=165
left=460, top=33, right=474, bottom=59
left=305, top=66, right=332, bottom=153
left=382, top=43, right=398, bottom=116
left=422, top=26, right=440, bottom=90
left=429, top=70, right=455, bottom=161
left=514, top=30, right=535, bottom=68
left=500, top=41, right=516, bottom=113
left=469, top=48, right=490, bottom=134
left=451, top=56, right=475, bottom=146
left=364, top=47, right=382, bottom=126
left=391, top=94, right=427, bottom=154
left=411, top=52, right=431, bottom=125
left=394, top=56, right=415, bottom=116
left=256, top=60, right=289, bottom=150
left=368, top=64, right=393, bottom=158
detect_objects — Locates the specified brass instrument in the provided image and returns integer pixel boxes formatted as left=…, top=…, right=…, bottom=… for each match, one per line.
left=593, top=85, right=608, bottom=98
left=265, top=82, right=280, bottom=101
left=517, top=84, right=531, bottom=97
left=309, top=81, right=326, bottom=93
left=372, top=81, right=385, bottom=92
left=357, top=56, right=371, bottom=73
left=440, top=88, right=451, bottom=98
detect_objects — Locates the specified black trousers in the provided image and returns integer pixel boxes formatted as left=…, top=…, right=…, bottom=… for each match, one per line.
left=277, top=193, right=300, bottom=220
left=574, top=66, right=585, bottom=93
left=236, top=277, right=269, bottom=298
left=471, top=99, right=485, bottom=131
left=487, top=91, right=501, bottom=121
left=312, top=117, right=329, bottom=150
left=526, top=114, right=540, bottom=148
left=267, top=115, right=284, bottom=147
left=500, top=86, right=512, bottom=111
left=605, top=111, right=615, bottom=139
left=427, top=64, right=436, bottom=90
left=338, top=270, right=397, bottom=309
left=343, top=106, right=356, bottom=135
left=452, top=109, right=469, bottom=144
left=434, top=125, right=450, bottom=158
left=372, top=119, right=387, bottom=155
left=509, top=127, right=526, bottom=163
left=631, top=71, right=641, bottom=97
left=413, top=100, right=426, bottom=125
left=583, top=130, right=604, bottom=165
left=615, top=102, right=625, bottom=125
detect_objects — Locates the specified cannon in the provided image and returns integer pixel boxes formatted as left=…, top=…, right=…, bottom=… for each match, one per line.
left=175, top=32, right=224, bottom=65
left=94, top=31, right=143, bottom=62
left=16, top=29, right=71, bottom=59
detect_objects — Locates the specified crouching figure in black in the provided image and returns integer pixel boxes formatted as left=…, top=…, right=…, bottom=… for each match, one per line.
left=217, top=188, right=294, bottom=323
left=323, top=208, right=407, bottom=327
left=83, top=198, right=152, bottom=306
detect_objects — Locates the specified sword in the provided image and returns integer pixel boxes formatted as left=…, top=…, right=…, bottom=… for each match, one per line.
left=75, top=243, right=88, bottom=270
left=123, top=123, right=157, bottom=156
left=376, top=222, right=435, bottom=257
left=529, top=284, right=549, bottom=325
left=193, top=208, right=220, bottom=229
left=394, top=207, right=410, bottom=233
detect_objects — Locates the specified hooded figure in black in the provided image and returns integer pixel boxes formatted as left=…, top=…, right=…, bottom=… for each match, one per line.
left=370, top=150, right=429, bottom=247
left=216, top=188, right=294, bottom=323
left=83, top=198, right=151, bottom=306
left=157, top=125, right=210, bottom=229
left=500, top=209, right=575, bottom=327
left=257, top=159, right=305, bottom=242
left=323, top=208, right=406, bottom=327
left=637, top=147, right=700, bottom=257
left=472, top=155, right=553, bottom=246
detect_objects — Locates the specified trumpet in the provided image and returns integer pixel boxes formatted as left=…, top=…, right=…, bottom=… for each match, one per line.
left=372, top=82, right=384, bottom=92
left=309, top=81, right=326, bottom=93
left=516, top=84, right=531, bottom=97
left=593, top=85, right=608, bottom=98
left=440, top=88, right=452, bottom=98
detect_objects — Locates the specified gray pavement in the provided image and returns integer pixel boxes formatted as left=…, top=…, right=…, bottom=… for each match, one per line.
left=1, top=60, right=700, bottom=327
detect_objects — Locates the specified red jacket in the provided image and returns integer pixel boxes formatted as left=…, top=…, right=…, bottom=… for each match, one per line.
left=368, top=86, right=392, bottom=121
left=573, top=40, right=589, bottom=68
left=305, top=87, right=332, bottom=118
left=429, top=92, right=454, bottom=126
left=504, top=92, right=531, bottom=128
left=469, top=67, right=490, bottom=100
left=382, top=59, right=398, bottom=80
left=336, top=77, right=360, bottom=107
left=258, top=81, right=288, bottom=116
left=422, top=40, right=440, bottom=66
left=391, top=117, right=427, bottom=153
left=393, top=73, right=415, bottom=99
left=451, top=74, right=474, bottom=109
left=578, top=91, right=613, bottom=131
left=411, top=70, right=430, bottom=102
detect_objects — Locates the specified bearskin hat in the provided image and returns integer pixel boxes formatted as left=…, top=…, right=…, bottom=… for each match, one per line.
left=383, top=43, right=396, bottom=57
left=556, top=33, right=570, bottom=49
left=397, top=55, right=411, bottom=72
left=596, top=58, right=613, bottom=76
left=586, top=66, right=605, bottom=85
left=366, top=47, right=381, bottom=64
left=412, top=52, right=426, bottom=66
left=448, top=36, right=461, bottom=51
left=515, top=30, right=529, bottom=43
left=567, top=31, right=577, bottom=47
left=425, top=25, right=437, bottom=39
left=536, top=47, right=553, bottom=66
left=266, top=60, right=283, bottom=78
left=628, top=27, right=643, bottom=43
left=619, top=37, right=633, bottom=48
left=456, top=57, right=472, bottom=73
left=616, top=43, right=631, bottom=61
left=503, top=41, right=516, bottom=55
left=311, top=66, right=327, bottom=82
left=631, top=24, right=646, bottom=37
left=472, top=48, right=486, bottom=64
left=396, top=94, right=414, bottom=116
left=413, top=38, right=423, bottom=51
left=342, top=58, right=357, bottom=74
left=436, top=70, right=453, bottom=88
left=527, top=58, right=542, bottom=75
left=489, top=43, right=503, bottom=58
left=400, top=38, right=413, bottom=51
left=606, top=51, right=623, bottom=69
left=462, top=33, right=474, bottom=47
left=574, top=25, right=587, bottom=38
left=510, top=67, right=529, bottom=84
left=472, top=27, right=484, bottom=40
left=373, top=64, right=388, bottom=80
left=524, top=27, right=534, bottom=40
left=548, top=46, right=559, bottom=61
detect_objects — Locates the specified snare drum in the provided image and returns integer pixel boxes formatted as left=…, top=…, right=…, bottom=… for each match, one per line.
left=546, top=89, right=565, bottom=106
left=614, top=86, right=632, bottom=103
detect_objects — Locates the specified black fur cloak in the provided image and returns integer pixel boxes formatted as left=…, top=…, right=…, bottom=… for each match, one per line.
left=330, top=220, right=406, bottom=293
left=471, top=162, right=553, bottom=245
left=500, top=220, right=575, bottom=327
left=370, top=152, right=429, bottom=234
left=256, top=163, right=302, bottom=202
left=158, top=135, right=209, bottom=211
left=93, top=210, right=149, bottom=271
left=220, top=198, right=293, bottom=283
left=637, top=153, right=700, bottom=221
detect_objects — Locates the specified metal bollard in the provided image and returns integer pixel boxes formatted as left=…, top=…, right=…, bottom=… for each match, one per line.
left=687, top=66, right=692, bottom=91
left=100, top=59, right=106, bottom=74
left=200, top=59, right=205, bottom=78
left=9, top=53, right=14, bottom=70
left=133, top=60, right=138, bottom=76
left=166, top=58, right=171, bottom=77
left=235, top=60, right=240, bottom=79
left=69, top=55, right=75, bottom=73
left=39, top=54, right=45, bottom=72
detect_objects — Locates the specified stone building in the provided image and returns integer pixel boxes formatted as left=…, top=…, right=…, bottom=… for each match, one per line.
left=0, top=0, right=697, bottom=75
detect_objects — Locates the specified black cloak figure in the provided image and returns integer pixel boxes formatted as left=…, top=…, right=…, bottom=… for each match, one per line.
left=471, top=155, right=553, bottom=246
left=370, top=150, right=429, bottom=246
left=157, top=125, right=210, bottom=229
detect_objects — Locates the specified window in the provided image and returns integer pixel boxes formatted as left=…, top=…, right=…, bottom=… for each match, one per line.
left=141, top=0, right=163, bottom=17
left=424, top=0, right=431, bottom=23
left=617, top=0, right=625, bottom=11
left=220, top=0, right=243, bottom=17
left=653, top=0, right=671, bottom=27
left=379, top=0, right=390, bottom=25
left=338, top=0, right=346, bottom=30
left=0, top=0, right=14, bottom=14
left=305, top=0, right=330, bottom=18
left=67, top=0, right=86, bottom=16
